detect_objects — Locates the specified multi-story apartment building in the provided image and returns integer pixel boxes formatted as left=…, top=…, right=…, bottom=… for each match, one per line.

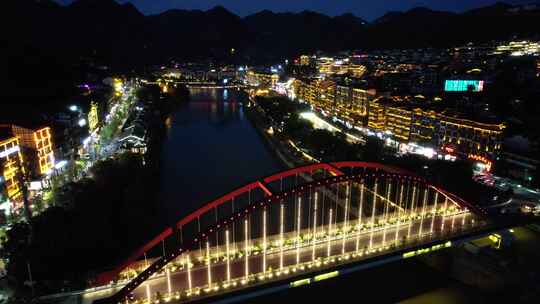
left=437, top=114, right=505, bottom=159
left=294, top=75, right=504, bottom=161
left=365, top=100, right=504, bottom=160
left=0, top=130, right=24, bottom=203
left=385, top=106, right=413, bottom=142
left=316, top=57, right=367, bottom=78
left=246, top=70, right=279, bottom=88
left=410, top=109, right=438, bottom=147
left=368, top=100, right=386, bottom=131
left=294, top=78, right=373, bottom=126
left=0, top=124, right=55, bottom=180
left=351, top=88, right=370, bottom=117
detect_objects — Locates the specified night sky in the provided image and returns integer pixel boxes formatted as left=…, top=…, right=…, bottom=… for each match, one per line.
left=56, top=0, right=528, bottom=20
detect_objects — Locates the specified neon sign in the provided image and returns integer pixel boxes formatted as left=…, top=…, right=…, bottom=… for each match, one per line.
left=444, top=80, right=485, bottom=92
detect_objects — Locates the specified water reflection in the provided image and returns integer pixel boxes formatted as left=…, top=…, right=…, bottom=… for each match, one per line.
left=158, top=88, right=283, bottom=227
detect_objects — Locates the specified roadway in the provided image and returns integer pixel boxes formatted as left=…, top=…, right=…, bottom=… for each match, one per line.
left=116, top=212, right=474, bottom=303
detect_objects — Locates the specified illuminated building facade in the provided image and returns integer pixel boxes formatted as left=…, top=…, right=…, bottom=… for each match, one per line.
left=300, top=55, right=311, bottom=66
left=494, top=40, right=540, bottom=57
left=437, top=115, right=504, bottom=159
left=367, top=100, right=386, bottom=131
left=410, top=109, right=438, bottom=146
left=317, top=57, right=334, bottom=75
left=348, top=64, right=367, bottom=78
left=293, top=78, right=372, bottom=126
left=0, top=134, right=24, bottom=202
left=365, top=102, right=504, bottom=159
left=316, top=57, right=367, bottom=78
left=335, top=85, right=351, bottom=106
left=10, top=125, right=55, bottom=177
left=293, top=78, right=334, bottom=106
left=385, top=107, right=412, bottom=141
left=114, top=78, right=124, bottom=96
left=444, top=80, right=485, bottom=92
left=351, top=88, right=371, bottom=117
left=246, top=71, right=279, bottom=88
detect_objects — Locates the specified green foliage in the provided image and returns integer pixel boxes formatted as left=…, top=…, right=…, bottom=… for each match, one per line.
left=3, top=153, right=158, bottom=295
left=283, top=113, right=312, bottom=138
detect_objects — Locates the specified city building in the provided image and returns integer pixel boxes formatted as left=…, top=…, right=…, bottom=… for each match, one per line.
left=437, top=114, right=505, bottom=160
left=0, top=129, right=24, bottom=204
left=365, top=99, right=504, bottom=161
left=300, top=55, right=311, bottom=66
left=9, top=125, right=55, bottom=178
left=118, top=107, right=147, bottom=155
left=316, top=57, right=367, bottom=78
left=246, top=70, right=279, bottom=88
left=351, top=88, right=372, bottom=117
left=118, top=124, right=147, bottom=155
left=385, top=106, right=413, bottom=141
left=367, top=100, right=386, bottom=131
left=293, top=78, right=373, bottom=126
left=410, top=109, right=438, bottom=147
left=494, top=40, right=540, bottom=57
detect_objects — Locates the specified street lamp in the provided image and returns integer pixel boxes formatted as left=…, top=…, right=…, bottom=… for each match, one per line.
left=78, top=118, right=87, bottom=127
left=69, top=105, right=79, bottom=112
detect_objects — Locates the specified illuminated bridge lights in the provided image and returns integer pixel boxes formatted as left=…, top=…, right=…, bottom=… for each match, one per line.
left=119, top=212, right=472, bottom=304
left=121, top=219, right=466, bottom=304
left=95, top=162, right=484, bottom=304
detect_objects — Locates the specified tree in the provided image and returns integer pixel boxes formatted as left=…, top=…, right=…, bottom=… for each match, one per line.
left=3, top=153, right=158, bottom=297
left=362, top=137, right=384, bottom=162
left=283, top=113, right=311, bottom=139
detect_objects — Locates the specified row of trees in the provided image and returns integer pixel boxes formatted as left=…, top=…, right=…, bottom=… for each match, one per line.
left=1, top=153, right=159, bottom=300
left=0, top=82, right=190, bottom=302
left=256, top=96, right=386, bottom=162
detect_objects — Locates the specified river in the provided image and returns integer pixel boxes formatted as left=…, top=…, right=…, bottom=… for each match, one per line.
left=157, top=88, right=283, bottom=226
left=155, top=88, right=480, bottom=304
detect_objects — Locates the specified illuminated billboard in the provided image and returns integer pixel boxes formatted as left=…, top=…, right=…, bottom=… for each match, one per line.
left=444, top=80, right=485, bottom=92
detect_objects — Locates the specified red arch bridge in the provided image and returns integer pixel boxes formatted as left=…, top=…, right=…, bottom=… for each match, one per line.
left=90, top=161, right=494, bottom=304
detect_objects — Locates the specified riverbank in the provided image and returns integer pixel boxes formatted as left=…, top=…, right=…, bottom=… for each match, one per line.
left=243, top=97, right=311, bottom=172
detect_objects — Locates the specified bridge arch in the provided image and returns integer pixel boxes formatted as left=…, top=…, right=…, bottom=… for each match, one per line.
left=95, top=162, right=478, bottom=303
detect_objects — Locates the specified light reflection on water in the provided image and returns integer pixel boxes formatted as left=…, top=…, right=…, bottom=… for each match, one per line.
left=157, top=88, right=283, bottom=226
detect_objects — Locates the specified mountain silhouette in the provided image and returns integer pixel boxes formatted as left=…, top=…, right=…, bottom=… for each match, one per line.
left=3, top=0, right=540, bottom=102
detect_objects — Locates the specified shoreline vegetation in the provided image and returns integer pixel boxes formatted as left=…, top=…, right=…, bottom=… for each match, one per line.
left=245, top=93, right=505, bottom=209
left=0, top=83, right=189, bottom=302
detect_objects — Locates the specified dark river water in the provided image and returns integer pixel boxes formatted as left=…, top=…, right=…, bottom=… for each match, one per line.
left=157, top=88, right=283, bottom=226
left=153, top=88, right=479, bottom=303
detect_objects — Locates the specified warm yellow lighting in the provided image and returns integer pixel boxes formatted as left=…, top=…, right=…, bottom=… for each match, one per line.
left=313, top=271, right=339, bottom=282
left=290, top=278, right=311, bottom=288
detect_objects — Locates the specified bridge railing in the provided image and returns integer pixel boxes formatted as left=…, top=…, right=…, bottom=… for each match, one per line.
left=94, top=162, right=481, bottom=304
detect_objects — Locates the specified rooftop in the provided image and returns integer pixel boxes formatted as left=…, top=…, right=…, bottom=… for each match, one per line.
left=0, top=126, right=14, bottom=142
